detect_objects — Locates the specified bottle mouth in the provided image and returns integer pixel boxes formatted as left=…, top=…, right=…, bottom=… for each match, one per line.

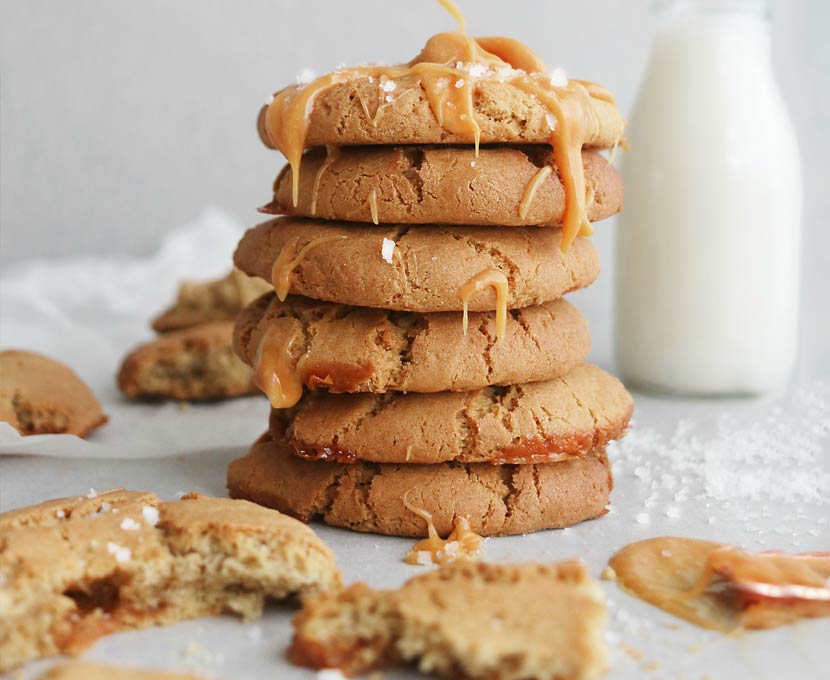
left=652, top=0, right=769, bottom=18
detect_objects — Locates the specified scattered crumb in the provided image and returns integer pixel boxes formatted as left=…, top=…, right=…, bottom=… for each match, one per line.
left=600, top=566, right=617, bottom=581
left=178, top=400, right=192, bottom=412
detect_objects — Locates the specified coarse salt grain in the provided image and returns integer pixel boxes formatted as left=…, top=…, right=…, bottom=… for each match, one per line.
left=55, top=509, right=66, bottom=518
left=454, top=78, right=466, bottom=88
left=87, top=488, right=97, bottom=499
left=467, top=63, right=488, bottom=78
left=120, top=518, right=140, bottom=531
left=416, top=551, right=432, bottom=566
left=296, top=68, right=316, bottom=85
left=545, top=113, right=556, bottom=131
left=635, top=512, right=650, bottom=525
left=142, top=505, right=160, bottom=526
left=380, top=238, right=396, bottom=264
left=107, top=542, right=131, bottom=563
left=549, top=67, right=568, bottom=87
left=380, top=79, right=397, bottom=92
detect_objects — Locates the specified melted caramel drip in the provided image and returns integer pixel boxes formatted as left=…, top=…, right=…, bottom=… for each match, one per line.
left=403, top=492, right=483, bottom=566
left=253, top=324, right=303, bottom=409
left=458, top=268, right=508, bottom=344
left=438, top=0, right=466, bottom=33
left=610, top=537, right=830, bottom=632
left=271, top=234, right=348, bottom=301
left=259, top=24, right=612, bottom=250
left=309, top=145, right=340, bottom=215
left=368, top=188, right=379, bottom=225
left=518, top=165, right=553, bottom=219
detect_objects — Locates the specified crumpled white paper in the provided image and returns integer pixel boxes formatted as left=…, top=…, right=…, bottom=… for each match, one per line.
left=0, top=208, right=270, bottom=458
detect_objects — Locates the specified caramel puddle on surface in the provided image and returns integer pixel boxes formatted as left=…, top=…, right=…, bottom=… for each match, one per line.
left=402, top=492, right=483, bottom=566
left=609, top=537, right=830, bottom=632
left=458, top=268, right=509, bottom=344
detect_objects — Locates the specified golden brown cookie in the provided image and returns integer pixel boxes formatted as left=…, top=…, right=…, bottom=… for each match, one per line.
left=290, top=561, right=607, bottom=680
left=36, top=662, right=207, bottom=680
left=267, top=146, right=622, bottom=227
left=234, top=293, right=591, bottom=394
left=0, top=350, right=107, bottom=438
left=234, top=218, right=599, bottom=312
left=152, top=269, right=271, bottom=333
left=117, top=321, right=258, bottom=401
left=227, top=434, right=613, bottom=537
left=272, top=364, right=632, bottom=465
left=0, top=490, right=341, bottom=672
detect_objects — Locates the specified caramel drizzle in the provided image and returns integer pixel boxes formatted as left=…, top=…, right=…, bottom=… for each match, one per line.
left=368, top=188, right=379, bottom=225
left=309, top=145, right=340, bottom=215
left=271, top=234, right=348, bottom=301
left=438, top=0, right=466, bottom=33
left=518, top=165, right=553, bottom=219
left=458, top=268, right=508, bottom=344
left=403, top=491, right=483, bottom=566
left=259, top=16, right=614, bottom=251
left=253, top=325, right=303, bottom=409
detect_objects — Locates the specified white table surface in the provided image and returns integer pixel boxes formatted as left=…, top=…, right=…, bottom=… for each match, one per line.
left=2, top=383, right=828, bottom=680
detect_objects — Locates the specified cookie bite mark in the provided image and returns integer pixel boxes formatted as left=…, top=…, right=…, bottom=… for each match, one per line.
left=402, top=491, right=483, bottom=566
left=271, top=234, right=348, bottom=301
left=458, top=268, right=509, bottom=344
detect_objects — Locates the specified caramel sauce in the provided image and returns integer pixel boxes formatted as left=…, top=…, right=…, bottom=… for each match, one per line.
left=438, top=0, right=466, bottom=33
left=309, top=145, right=340, bottom=215
left=271, top=234, right=348, bottom=301
left=253, top=324, right=304, bottom=409
left=402, top=492, right=483, bottom=565
left=610, top=537, right=830, bottom=632
left=518, top=165, right=553, bottom=219
left=493, top=431, right=605, bottom=465
left=258, top=0, right=615, bottom=250
left=304, top=361, right=375, bottom=393
left=457, top=268, right=508, bottom=344
left=368, top=188, right=379, bottom=225
left=289, top=441, right=357, bottom=464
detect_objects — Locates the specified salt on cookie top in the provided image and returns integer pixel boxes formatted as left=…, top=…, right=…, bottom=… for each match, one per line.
left=258, top=29, right=625, bottom=252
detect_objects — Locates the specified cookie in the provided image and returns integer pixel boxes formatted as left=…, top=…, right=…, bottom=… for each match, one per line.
left=266, top=146, right=623, bottom=227
left=152, top=269, right=271, bottom=333
left=290, top=561, right=607, bottom=680
left=36, top=663, right=207, bottom=680
left=227, top=434, right=613, bottom=537
left=0, top=490, right=341, bottom=672
left=117, top=321, right=257, bottom=401
left=272, top=364, right=632, bottom=465
left=0, top=350, right=107, bottom=438
left=234, top=217, right=599, bottom=312
left=234, top=293, right=591, bottom=394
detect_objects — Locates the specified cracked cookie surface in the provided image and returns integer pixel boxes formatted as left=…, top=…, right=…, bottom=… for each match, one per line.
left=0, top=350, right=107, bottom=438
left=227, top=434, right=613, bottom=537
left=233, top=217, right=599, bottom=312
left=270, top=364, right=632, bottom=464
left=0, top=490, right=341, bottom=672
left=268, top=146, right=622, bottom=227
left=235, top=294, right=591, bottom=394
left=290, top=561, right=607, bottom=680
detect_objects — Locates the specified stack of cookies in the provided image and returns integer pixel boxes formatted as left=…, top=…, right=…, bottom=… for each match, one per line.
left=228, top=28, right=633, bottom=540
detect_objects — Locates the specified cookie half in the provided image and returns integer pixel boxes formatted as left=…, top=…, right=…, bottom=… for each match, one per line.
left=0, top=350, right=107, bottom=438
left=0, top=491, right=341, bottom=672
left=227, top=434, right=613, bottom=537
left=117, top=321, right=258, bottom=401
left=266, top=146, right=622, bottom=227
left=234, top=217, right=599, bottom=312
left=272, top=364, right=632, bottom=465
left=234, top=293, right=591, bottom=394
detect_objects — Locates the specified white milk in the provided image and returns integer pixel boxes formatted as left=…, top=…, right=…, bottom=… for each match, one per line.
left=615, top=0, right=802, bottom=396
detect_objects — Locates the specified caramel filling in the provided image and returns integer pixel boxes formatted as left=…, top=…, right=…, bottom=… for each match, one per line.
left=403, top=492, right=483, bottom=566
left=368, top=188, right=379, bottom=225
left=609, top=537, right=830, bottom=632
left=258, top=0, right=615, bottom=251
left=271, top=234, right=348, bottom=301
left=309, top=145, right=340, bottom=215
left=458, top=268, right=508, bottom=344
left=253, top=324, right=304, bottom=409
left=518, top=165, right=553, bottom=219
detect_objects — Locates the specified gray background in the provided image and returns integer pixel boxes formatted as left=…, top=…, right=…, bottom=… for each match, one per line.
left=1, top=0, right=828, bottom=371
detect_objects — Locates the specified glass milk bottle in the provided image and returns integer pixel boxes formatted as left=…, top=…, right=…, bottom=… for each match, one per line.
left=615, top=0, right=802, bottom=396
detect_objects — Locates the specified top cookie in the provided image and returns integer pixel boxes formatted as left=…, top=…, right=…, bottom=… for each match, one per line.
left=0, top=350, right=107, bottom=438
left=265, top=145, right=623, bottom=228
